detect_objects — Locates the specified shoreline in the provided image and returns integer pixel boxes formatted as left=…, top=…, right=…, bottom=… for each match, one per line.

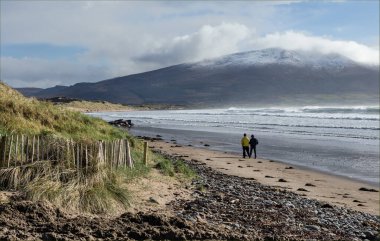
left=128, top=125, right=379, bottom=186
left=144, top=137, right=379, bottom=216
left=212, top=147, right=379, bottom=188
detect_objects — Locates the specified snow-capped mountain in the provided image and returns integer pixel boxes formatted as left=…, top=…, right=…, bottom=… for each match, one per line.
left=18, top=48, right=379, bottom=106
left=194, top=48, right=358, bottom=70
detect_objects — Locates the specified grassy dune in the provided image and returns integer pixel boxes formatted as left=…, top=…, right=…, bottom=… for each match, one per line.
left=0, top=82, right=127, bottom=141
left=0, top=82, right=195, bottom=214
left=0, top=82, right=134, bottom=213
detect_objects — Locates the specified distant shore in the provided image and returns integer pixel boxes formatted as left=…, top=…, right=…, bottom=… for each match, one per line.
left=60, top=101, right=187, bottom=113
left=144, top=137, right=379, bottom=215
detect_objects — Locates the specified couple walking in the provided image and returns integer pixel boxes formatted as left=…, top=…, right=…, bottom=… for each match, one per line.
left=241, top=133, right=258, bottom=158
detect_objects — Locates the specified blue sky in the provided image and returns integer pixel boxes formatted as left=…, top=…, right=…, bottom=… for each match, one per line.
left=0, top=0, right=379, bottom=88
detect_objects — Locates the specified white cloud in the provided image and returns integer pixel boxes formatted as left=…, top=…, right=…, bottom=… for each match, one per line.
left=0, top=1, right=378, bottom=88
left=135, top=25, right=379, bottom=67
left=2, top=25, right=378, bottom=88
left=136, top=23, right=251, bottom=65
left=252, top=31, right=379, bottom=65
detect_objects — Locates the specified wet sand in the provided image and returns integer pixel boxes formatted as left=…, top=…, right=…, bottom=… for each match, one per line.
left=147, top=139, right=379, bottom=215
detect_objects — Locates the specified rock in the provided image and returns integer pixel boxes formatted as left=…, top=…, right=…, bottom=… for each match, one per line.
left=285, top=166, right=294, bottom=169
left=278, top=178, right=288, bottom=182
left=364, top=231, right=376, bottom=239
left=297, top=188, right=309, bottom=192
left=284, top=202, right=295, bottom=209
left=305, top=225, right=321, bottom=231
left=305, top=183, right=316, bottom=187
left=149, top=197, right=160, bottom=204
left=265, top=175, right=274, bottom=178
left=108, top=119, right=133, bottom=128
left=321, top=203, right=333, bottom=209
left=359, top=187, right=379, bottom=192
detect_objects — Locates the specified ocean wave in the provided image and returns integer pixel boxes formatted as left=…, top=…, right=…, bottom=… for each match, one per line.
left=136, top=116, right=379, bottom=131
left=172, top=106, right=380, bottom=121
left=224, top=105, right=380, bottom=114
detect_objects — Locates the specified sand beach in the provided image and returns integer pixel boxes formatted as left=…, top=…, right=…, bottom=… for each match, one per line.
left=146, top=138, right=379, bottom=216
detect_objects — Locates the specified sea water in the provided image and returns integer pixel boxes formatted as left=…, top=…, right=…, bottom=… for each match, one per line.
left=89, top=106, right=380, bottom=186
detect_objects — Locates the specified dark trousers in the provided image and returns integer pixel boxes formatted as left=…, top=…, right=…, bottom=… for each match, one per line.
left=250, top=145, right=257, bottom=158
left=242, top=146, right=250, bottom=158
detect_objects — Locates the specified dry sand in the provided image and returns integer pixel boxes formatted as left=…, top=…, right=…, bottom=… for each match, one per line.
left=126, top=168, right=193, bottom=215
left=147, top=140, right=379, bottom=216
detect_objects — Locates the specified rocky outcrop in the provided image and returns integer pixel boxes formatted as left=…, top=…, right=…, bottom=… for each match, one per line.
left=108, top=119, right=133, bottom=128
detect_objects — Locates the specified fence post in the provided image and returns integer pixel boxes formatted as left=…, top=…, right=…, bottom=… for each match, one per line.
left=7, top=135, right=13, bottom=168
left=0, top=135, right=6, bottom=167
left=14, top=135, right=19, bottom=167
left=126, top=139, right=133, bottom=168
left=31, top=136, right=35, bottom=163
left=37, top=136, right=40, bottom=162
left=25, top=136, right=29, bottom=162
left=143, top=141, right=148, bottom=166
left=20, top=135, right=24, bottom=164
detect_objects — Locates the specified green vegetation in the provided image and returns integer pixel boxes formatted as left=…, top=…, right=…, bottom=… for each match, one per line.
left=0, top=82, right=127, bottom=141
left=0, top=161, right=130, bottom=213
left=0, top=82, right=196, bottom=214
left=59, top=100, right=132, bottom=113
left=0, top=83, right=139, bottom=213
left=155, top=153, right=196, bottom=179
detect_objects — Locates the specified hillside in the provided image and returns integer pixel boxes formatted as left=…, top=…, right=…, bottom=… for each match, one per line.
left=17, top=48, right=379, bottom=106
left=0, top=82, right=126, bottom=140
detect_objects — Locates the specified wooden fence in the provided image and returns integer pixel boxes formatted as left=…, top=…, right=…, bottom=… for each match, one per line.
left=0, top=134, right=134, bottom=172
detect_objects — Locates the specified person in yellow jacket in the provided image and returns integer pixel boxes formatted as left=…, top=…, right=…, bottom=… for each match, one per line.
left=241, top=133, right=250, bottom=158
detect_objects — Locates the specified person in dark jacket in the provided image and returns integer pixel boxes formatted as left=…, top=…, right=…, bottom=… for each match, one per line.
left=249, top=135, right=258, bottom=159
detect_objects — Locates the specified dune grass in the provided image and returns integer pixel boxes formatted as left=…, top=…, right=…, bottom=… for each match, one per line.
left=0, top=161, right=130, bottom=213
left=154, top=153, right=196, bottom=179
left=0, top=82, right=127, bottom=141
left=0, top=83, right=138, bottom=213
left=60, top=100, right=132, bottom=113
left=0, top=82, right=196, bottom=214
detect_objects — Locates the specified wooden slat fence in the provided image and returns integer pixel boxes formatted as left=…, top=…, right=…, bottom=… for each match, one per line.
left=0, top=134, right=134, bottom=172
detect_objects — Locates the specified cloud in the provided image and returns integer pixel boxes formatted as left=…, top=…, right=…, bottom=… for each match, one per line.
left=253, top=31, right=379, bottom=65
left=1, top=1, right=378, bottom=88
left=2, top=24, right=378, bottom=88
left=136, top=26, right=379, bottom=67
left=1, top=57, right=109, bottom=88
left=136, top=23, right=251, bottom=65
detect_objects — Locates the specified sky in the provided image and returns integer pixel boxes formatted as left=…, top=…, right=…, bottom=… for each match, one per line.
left=0, top=0, right=379, bottom=88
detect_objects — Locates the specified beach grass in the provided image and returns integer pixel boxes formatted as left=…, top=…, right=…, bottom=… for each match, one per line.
left=0, top=82, right=197, bottom=214
left=59, top=99, right=132, bottom=113
left=0, top=83, right=139, bottom=213
left=0, top=82, right=127, bottom=141
left=154, top=153, right=196, bottom=179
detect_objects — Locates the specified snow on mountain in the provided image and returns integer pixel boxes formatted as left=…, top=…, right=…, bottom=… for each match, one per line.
left=192, top=48, right=359, bottom=70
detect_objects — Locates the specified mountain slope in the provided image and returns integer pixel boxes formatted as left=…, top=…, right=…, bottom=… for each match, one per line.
left=18, top=48, right=380, bottom=106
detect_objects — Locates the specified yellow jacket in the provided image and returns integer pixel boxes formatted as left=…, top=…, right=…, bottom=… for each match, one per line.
left=241, top=136, right=250, bottom=147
